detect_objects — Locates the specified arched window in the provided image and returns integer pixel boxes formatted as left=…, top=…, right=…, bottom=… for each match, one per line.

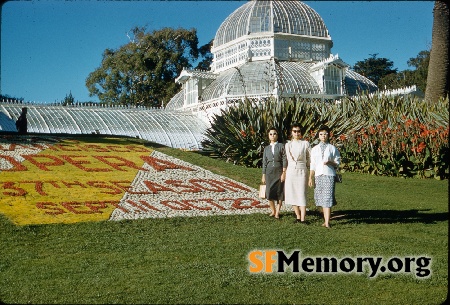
left=323, top=65, right=343, bottom=95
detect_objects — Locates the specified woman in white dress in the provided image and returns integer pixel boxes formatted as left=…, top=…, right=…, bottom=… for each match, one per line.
left=284, top=123, right=311, bottom=223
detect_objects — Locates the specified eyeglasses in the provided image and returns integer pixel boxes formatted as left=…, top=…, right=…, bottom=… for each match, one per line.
left=269, top=133, right=277, bottom=136
left=319, top=133, right=329, bottom=136
left=292, top=130, right=301, bottom=133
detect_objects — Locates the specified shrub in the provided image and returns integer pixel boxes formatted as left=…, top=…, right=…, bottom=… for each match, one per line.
left=200, top=97, right=351, bottom=167
left=200, top=94, right=449, bottom=179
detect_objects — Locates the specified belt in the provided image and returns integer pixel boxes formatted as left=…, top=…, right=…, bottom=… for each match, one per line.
left=293, top=162, right=307, bottom=169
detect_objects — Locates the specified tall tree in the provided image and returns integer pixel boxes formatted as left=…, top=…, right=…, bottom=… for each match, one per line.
left=353, top=54, right=397, bottom=86
left=195, top=39, right=214, bottom=71
left=0, top=94, right=24, bottom=103
left=378, top=50, right=430, bottom=92
left=86, top=27, right=200, bottom=107
left=407, top=50, right=430, bottom=92
left=62, top=91, right=75, bottom=106
left=425, top=1, right=450, bottom=103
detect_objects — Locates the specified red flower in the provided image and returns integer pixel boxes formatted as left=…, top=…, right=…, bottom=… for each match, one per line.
left=420, top=130, right=430, bottom=137
left=440, top=130, right=449, bottom=140
left=417, top=142, right=427, bottom=153
left=240, top=130, right=246, bottom=138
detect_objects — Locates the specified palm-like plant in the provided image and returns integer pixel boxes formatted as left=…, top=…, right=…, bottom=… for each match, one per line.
left=201, top=97, right=355, bottom=167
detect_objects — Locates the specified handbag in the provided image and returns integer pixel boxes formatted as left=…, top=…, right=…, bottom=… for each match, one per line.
left=259, top=185, right=266, bottom=199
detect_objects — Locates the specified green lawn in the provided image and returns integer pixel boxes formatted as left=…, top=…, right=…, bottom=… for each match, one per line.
left=0, top=141, right=448, bottom=304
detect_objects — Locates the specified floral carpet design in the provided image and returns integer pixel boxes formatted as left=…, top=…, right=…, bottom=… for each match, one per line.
left=110, top=150, right=270, bottom=221
left=1, top=135, right=272, bottom=225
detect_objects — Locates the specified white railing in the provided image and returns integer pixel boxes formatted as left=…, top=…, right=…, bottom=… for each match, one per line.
left=363, top=85, right=423, bottom=99
left=377, top=85, right=420, bottom=96
left=0, top=99, right=164, bottom=110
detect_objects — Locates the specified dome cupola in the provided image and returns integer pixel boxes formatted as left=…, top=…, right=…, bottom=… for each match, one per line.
left=211, top=0, right=333, bottom=72
left=214, top=0, right=330, bottom=47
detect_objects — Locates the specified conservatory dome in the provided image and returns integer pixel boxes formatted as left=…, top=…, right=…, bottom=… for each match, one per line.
left=210, top=0, right=333, bottom=73
left=214, top=0, right=330, bottom=48
left=166, top=0, right=378, bottom=120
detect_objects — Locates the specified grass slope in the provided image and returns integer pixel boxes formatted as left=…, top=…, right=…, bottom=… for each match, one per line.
left=0, top=138, right=448, bottom=304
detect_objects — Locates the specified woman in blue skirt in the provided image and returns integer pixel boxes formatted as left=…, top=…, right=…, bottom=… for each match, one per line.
left=308, top=125, right=341, bottom=228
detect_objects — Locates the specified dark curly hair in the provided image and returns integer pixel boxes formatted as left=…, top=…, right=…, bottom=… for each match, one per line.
left=315, top=125, right=331, bottom=139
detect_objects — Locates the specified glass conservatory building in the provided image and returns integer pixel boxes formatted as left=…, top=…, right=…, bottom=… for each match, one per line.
left=0, top=104, right=207, bottom=150
left=1, top=0, right=386, bottom=151
left=166, top=0, right=378, bottom=118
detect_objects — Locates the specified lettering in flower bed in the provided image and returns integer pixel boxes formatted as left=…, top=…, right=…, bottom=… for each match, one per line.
left=1, top=138, right=267, bottom=225
left=109, top=151, right=268, bottom=221
left=0, top=139, right=153, bottom=225
left=34, top=197, right=267, bottom=216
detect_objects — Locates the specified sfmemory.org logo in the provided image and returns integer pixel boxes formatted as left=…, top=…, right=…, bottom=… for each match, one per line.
left=248, top=250, right=432, bottom=278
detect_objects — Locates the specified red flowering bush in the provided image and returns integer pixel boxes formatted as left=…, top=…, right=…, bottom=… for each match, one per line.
left=339, top=119, right=449, bottom=179
left=201, top=94, right=448, bottom=179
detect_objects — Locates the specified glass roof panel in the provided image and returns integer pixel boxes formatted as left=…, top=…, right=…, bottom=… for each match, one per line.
left=278, top=62, right=321, bottom=94
left=0, top=105, right=208, bottom=150
left=344, top=70, right=378, bottom=96
left=189, top=60, right=325, bottom=101
left=165, top=90, right=184, bottom=110
left=200, top=69, right=236, bottom=101
left=249, top=1, right=272, bottom=33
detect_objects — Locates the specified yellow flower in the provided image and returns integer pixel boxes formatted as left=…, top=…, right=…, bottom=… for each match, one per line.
left=1, top=137, right=153, bottom=225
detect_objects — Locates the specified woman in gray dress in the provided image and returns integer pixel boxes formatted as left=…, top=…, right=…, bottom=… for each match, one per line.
left=308, top=125, right=341, bottom=228
left=261, top=127, right=287, bottom=219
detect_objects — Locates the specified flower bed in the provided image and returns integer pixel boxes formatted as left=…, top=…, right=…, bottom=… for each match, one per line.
left=110, top=150, right=273, bottom=221
left=339, top=119, right=449, bottom=179
left=1, top=135, right=271, bottom=225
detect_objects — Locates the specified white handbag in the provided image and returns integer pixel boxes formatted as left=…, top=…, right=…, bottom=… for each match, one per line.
left=258, top=185, right=266, bottom=198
